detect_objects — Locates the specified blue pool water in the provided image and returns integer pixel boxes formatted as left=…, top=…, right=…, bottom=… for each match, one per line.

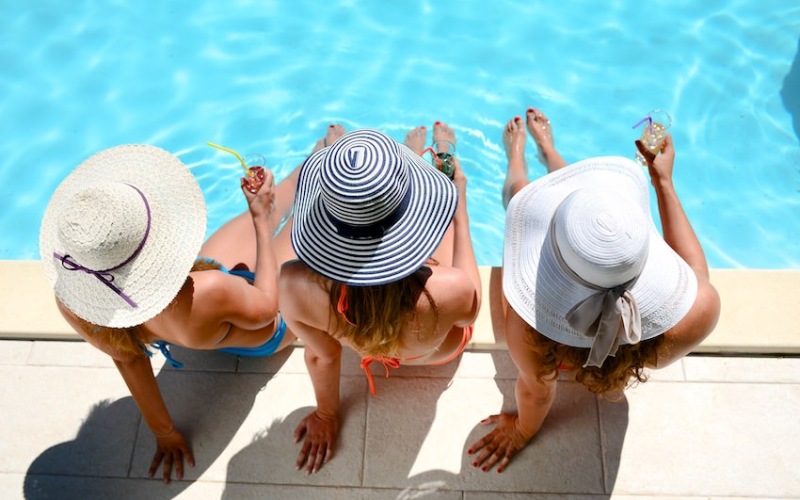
left=2, top=0, right=798, bottom=268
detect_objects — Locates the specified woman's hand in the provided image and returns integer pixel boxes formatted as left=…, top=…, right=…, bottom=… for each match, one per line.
left=450, top=156, right=467, bottom=196
left=635, top=133, right=676, bottom=188
left=241, top=168, right=276, bottom=220
left=468, top=413, right=533, bottom=473
left=294, top=409, right=340, bottom=474
left=148, top=428, right=195, bottom=484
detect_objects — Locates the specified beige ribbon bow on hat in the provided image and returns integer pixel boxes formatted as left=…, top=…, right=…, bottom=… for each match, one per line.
left=566, top=282, right=642, bottom=368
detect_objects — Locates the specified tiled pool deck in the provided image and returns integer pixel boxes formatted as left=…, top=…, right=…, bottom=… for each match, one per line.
left=2, top=262, right=799, bottom=499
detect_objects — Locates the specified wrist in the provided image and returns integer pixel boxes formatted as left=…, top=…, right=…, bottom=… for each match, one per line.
left=152, top=425, right=176, bottom=438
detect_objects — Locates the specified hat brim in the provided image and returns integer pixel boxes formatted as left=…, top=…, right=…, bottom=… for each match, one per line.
left=503, top=156, right=697, bottom=347
left=40, top=145, right=207, bottom=328
left=291, top=141, right=458, bottom=285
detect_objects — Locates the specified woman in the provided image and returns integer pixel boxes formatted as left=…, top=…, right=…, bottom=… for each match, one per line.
left=39, top=125, right=345, bottom=483
left=279, top=124, right=482, bottom=474
left=468, top=108, right=721, bottom=472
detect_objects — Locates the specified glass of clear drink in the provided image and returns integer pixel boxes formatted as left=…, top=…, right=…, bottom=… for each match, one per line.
left=633, top=109, right=671, bottom=166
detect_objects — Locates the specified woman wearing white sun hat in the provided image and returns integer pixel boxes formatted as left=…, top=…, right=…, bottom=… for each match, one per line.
left=39, top=126, right=344, bottom=483
left=468, top=108, right=721, bottom=473
left=279, top=123, right=482, bottom=474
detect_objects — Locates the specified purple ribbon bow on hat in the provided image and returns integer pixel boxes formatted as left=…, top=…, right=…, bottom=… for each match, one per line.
left=52, top=184, right=151, bottom=309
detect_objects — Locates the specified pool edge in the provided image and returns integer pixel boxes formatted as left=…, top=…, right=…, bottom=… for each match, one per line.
left=2, top=260, right=798, bottom=354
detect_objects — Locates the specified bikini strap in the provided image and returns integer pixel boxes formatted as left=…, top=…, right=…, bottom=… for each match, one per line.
left=148, top=340, right=185, bottom=369
left=360, top=356, right=400, bottom=396
left=336, top=285, right=357, bottom=326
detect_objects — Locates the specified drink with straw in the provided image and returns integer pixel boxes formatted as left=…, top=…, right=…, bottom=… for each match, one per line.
left=207, top=142, right=268, bottom=194
left=243, top=154, right=267, bottom=194
left=632, top=109, right=671, bottom=166
left=422, top=140, right=457, bottom=180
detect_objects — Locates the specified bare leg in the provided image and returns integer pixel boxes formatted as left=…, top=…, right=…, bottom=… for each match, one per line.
left=200, top=124, right=347, bottom=269
left=502, top=116, right=530, bottom=208
left=428, top=121, right=456, bottom=267
left=404, top=125, right=427, bottom=155
left=525, top=107, right=567, bottom=173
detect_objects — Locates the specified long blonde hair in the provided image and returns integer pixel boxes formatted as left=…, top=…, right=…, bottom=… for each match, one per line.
left=76, top=258, right=222, bottom=357
left=528, top=325, right=668, bottom=395
left=328, top=271, right=438, bottom=358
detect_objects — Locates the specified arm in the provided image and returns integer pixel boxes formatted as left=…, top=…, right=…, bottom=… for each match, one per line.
left=637, top=135, right=709, bottom=279
left=200, top=172, right=283, bottom=332
left=113, top=354, right=195, bottom=483
left=468, top=307, right=555, bottom=473
left=450, top=157, right=482, bottom=324
left=636, top=136, right=721, bottom=363
left=279, top=263, right=343, bottom=474
left=55, top=300, right=193, bottom=484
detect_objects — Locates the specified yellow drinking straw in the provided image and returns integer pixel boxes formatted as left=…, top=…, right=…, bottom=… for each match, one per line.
left=206, top=142, right=252, bottom=176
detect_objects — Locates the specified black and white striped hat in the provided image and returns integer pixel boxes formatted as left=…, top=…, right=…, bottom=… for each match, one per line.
left=291, top=128, right=458, bottom=286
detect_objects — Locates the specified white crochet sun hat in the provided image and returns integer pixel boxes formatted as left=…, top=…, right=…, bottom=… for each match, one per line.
left=503, top=156, right=697, bottom=366
left=291, top=128, right=458, bottom=286
left=40, top=144, right=206, bottom=328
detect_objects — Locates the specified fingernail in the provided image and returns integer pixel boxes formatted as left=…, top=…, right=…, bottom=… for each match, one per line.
left=467, top=449, right=473, bottom=455
left=472, top=461, right=478, bottom=467
left=498, top=468, right=504, bottom=474
left=482, top=467, right=488, bottom=472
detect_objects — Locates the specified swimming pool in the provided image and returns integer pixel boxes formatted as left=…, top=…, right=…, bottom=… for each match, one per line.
left=2, top=0, right=798, bottom=268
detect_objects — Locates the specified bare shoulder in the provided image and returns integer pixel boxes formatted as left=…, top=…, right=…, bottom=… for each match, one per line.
left=426, top=266, right=474, bottom=301
left=660, top=277, right=721, bottom=364
left=424, top=266, right=479, bottom=322
left=279, top=260, right=329, bottom=321
left=55, top=298, right=144, bottom=363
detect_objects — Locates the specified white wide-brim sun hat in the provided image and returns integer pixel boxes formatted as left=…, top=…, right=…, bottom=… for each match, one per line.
left=291, top=128, right=458, bottom=286
left=503, top=156, right=698, bottom=348
left=40, top=144, right=206, bottom=328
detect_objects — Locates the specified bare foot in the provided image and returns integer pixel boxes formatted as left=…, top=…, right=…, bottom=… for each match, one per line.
left=503, top=116, right=527, bottom=165
left=313, top=124, right=347, bottom=152
left=432, top=121, right=456, bottom=151
left=404, top=125, right=427, bottom=155
left=502, top=116, right=529, bottom=208
left=525, top=108, right=567, bottom=172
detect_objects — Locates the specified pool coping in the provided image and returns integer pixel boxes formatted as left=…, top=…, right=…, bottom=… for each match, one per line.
left=2, top=260, right=798, bottom=354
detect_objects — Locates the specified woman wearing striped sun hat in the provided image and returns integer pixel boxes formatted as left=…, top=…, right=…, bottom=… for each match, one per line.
left=280, top=123, right=482, bottom=474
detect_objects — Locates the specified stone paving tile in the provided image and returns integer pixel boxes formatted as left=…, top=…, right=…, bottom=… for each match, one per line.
left=363, top=376, right=606, bottom=495
left=1, top=365, right=138, bottom=477
left=221, top=482, right=462, bottom=500
left=236, top=344, right=366, bottom=377
left=0, top=340, right=31, bottom=365
left=683, top=355, right=800, bottom=383
left=148, top=343, right=240, bottom=373
left=27, top=339, right=112, bottom=368
left=129, top=371, right=369, bottom=487
left=14, top=473, right=226, bottom=500
left=601, top=380, right=800, bottom=497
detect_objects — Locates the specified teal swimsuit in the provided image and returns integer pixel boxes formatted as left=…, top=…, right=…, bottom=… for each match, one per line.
left=143, top=258, right=287, bottom=368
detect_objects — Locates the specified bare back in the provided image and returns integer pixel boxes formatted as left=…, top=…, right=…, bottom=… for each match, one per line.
left=280, top=260, right=476, bottom=364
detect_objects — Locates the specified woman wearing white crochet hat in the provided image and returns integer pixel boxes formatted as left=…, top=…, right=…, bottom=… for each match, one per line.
left=39, top=126, right=344, bottom=483
left=469, top=108, right=721, bottom=473
left=279, top=123, right=482, bottom=474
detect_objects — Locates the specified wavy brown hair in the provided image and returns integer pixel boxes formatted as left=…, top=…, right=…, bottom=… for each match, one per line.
left=528, top=325, right=668, bottom=395
left=74, top=258, right=223, bottom=358
left=328, top=271, right=438, bottom=358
